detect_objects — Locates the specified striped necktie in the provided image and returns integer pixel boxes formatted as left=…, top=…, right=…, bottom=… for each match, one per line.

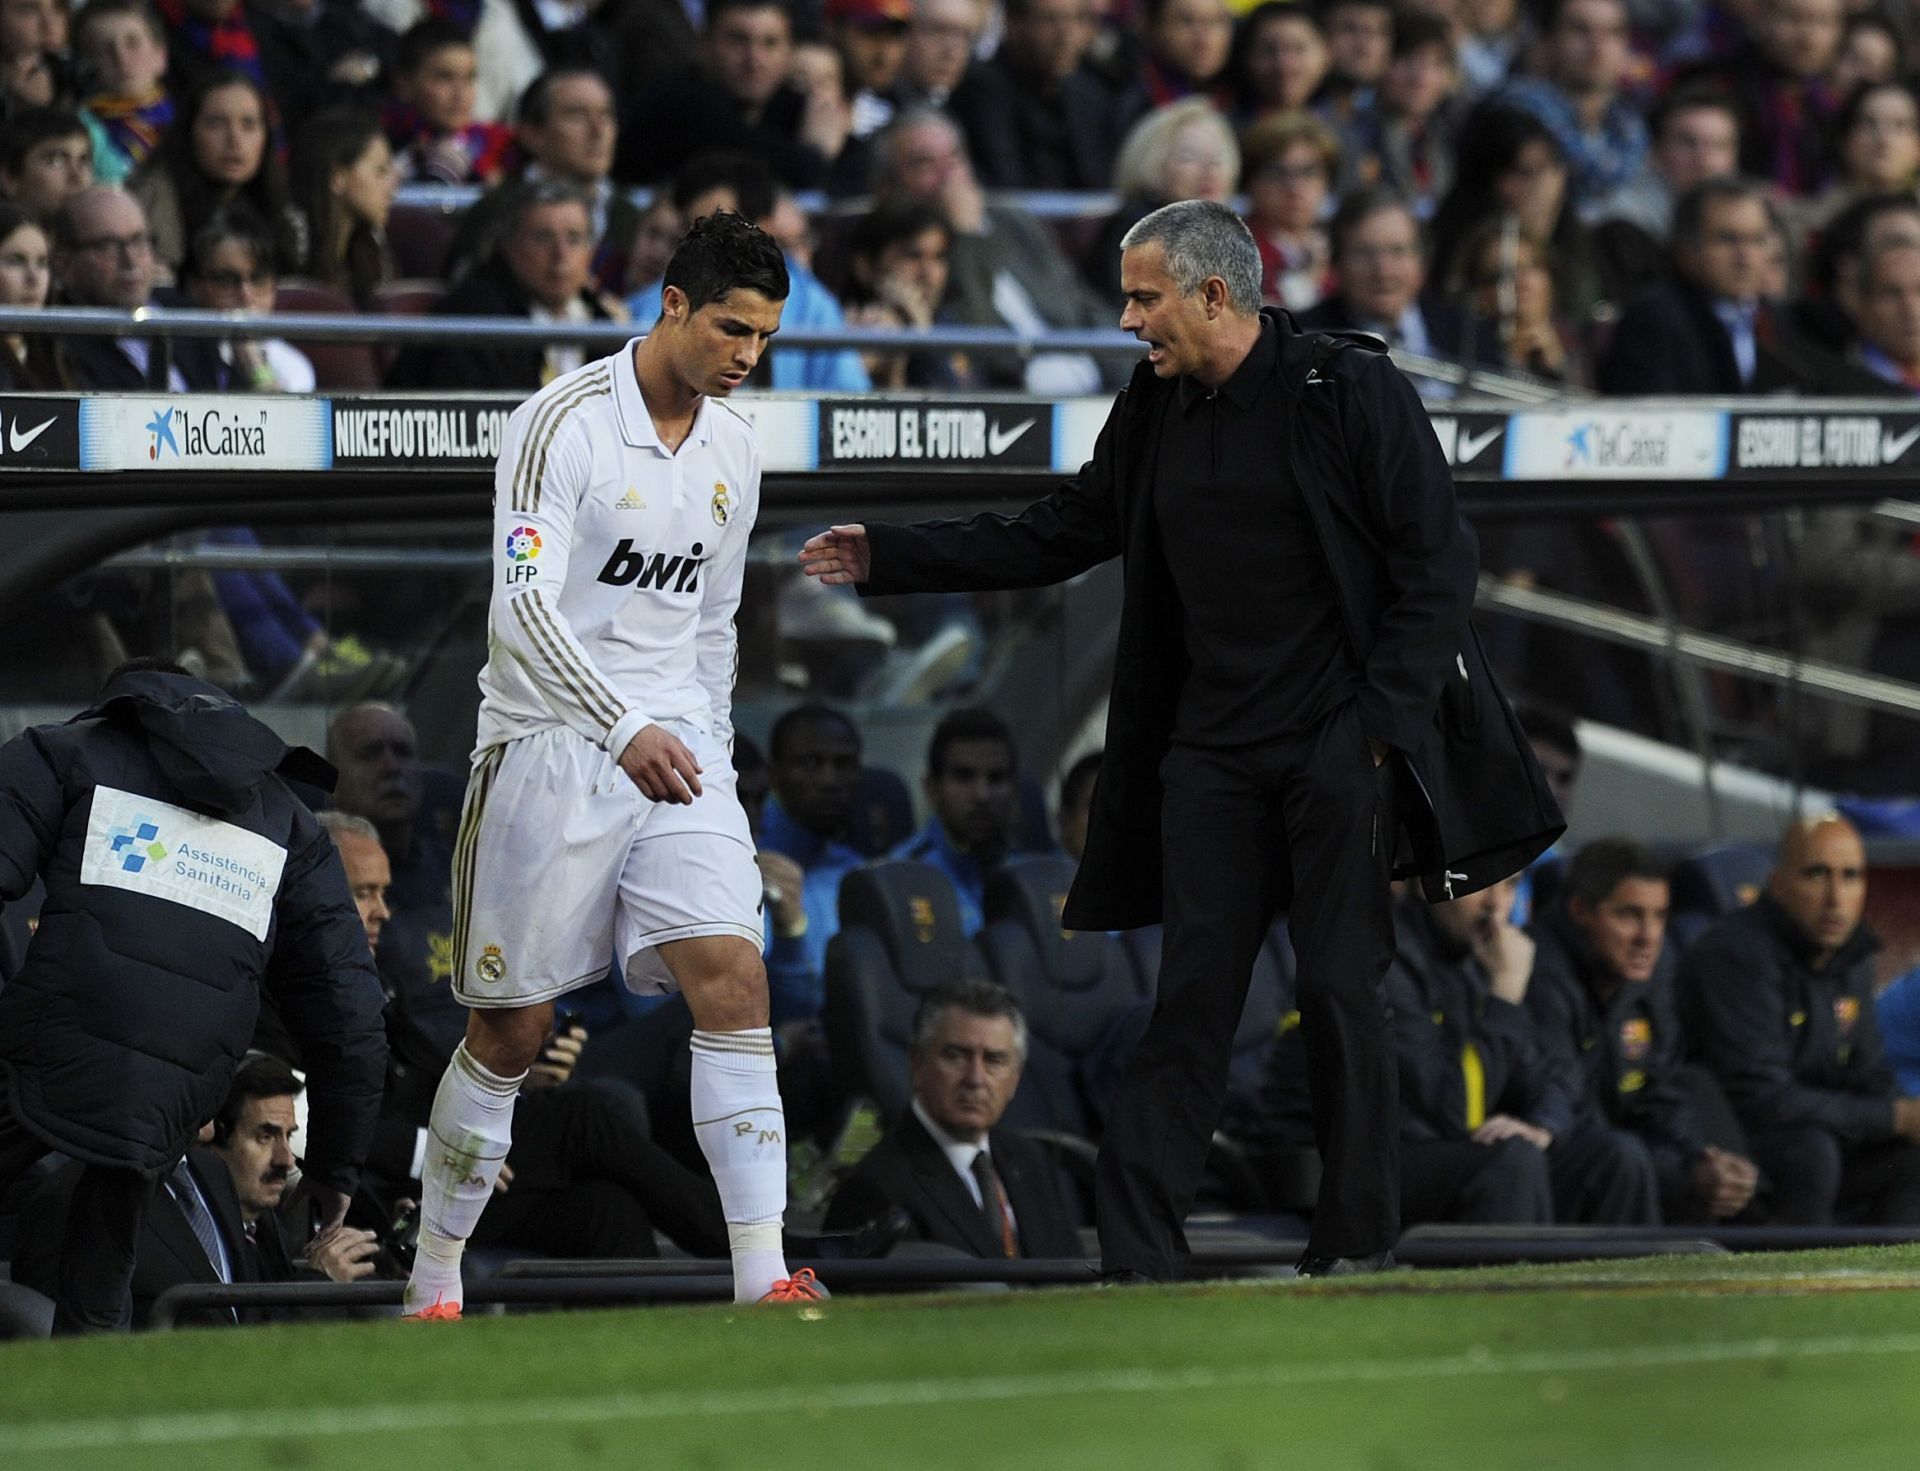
left=969, top=1149, right=1018, bottom=1259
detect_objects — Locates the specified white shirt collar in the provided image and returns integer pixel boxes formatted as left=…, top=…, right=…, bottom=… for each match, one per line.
left=911, top=1095, right=989, bottom=1186
left=614, top=336, right=714, bottom=456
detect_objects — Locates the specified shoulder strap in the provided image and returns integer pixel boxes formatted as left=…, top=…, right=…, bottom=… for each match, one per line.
left=1307, top=330, right=1388, bottom=382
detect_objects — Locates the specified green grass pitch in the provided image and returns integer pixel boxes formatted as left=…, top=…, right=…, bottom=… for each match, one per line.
left=5, top=1247, right=1920, bottom=1470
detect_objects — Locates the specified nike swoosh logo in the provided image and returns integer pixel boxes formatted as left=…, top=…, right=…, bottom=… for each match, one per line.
left=987, top=418, right=1036, bottom=456
left=1884, top=426, right=1920, bottom=463
left=7, top=415, right=54, bottom=453
left=1456, top=425, right=1503, bottom=464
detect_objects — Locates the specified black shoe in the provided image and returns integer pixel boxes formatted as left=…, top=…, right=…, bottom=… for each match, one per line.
left=1096, top=1267, right=1160, bottom=1288
left=1293, top=1250, right=1396, bottom=1279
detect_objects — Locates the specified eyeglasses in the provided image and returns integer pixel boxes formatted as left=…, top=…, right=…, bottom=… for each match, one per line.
left=72, top=230, right=153, bottom=258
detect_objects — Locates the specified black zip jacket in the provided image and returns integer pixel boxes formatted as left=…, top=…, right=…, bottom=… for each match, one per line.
left=1676, top=896, right=1896, bottom=1143
left=859, top=309, right=1563, bottom=930
left=0, top=670, right=386, bottom=1186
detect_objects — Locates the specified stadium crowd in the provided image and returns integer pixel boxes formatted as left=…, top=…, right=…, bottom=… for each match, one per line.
left=0, top=0, right=1914, bottom=391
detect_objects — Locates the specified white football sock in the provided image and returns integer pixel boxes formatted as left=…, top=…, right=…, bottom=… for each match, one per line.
left=405, top=1042, right=524, bottom=1313
left=690, top=1028, right=790, bottom=1302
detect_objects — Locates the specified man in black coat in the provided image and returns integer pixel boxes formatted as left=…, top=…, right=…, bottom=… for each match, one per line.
left=953, top=0, right=1122, bottom=191
left=802, top=199, right=1562, bottom=1280
left=0, top=660, right=387, bottom=1332
left=824, top=980, right=1080, bottom=1258
left=1529, top=838, right=1759, bottom=1224
left=1678, top=814, right=1920, bottom=1225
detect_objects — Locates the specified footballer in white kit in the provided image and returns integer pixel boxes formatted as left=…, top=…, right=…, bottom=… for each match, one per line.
left=402, top=212, right=826, bottom=1317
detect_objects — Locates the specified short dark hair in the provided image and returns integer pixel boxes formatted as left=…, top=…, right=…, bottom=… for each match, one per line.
left=1513, top=700, right=1582, bottom=761
left=397, top=16, right=473, bottom=76
left=517, top=66, right=612, bottom=128
left=212, top=1053, right=303, bottom=1147
left=1392, top=8, right=1452, bottom=58
left=670, top=148, right=776, bottom=224
left=1649, top=84, right=1741, bottom=147
left=926, top=707, right=1015, bottom=779
left=181, top=204, right=278, bottom=283
left=661, top=209, right=789, bottom=313
left=1671, top=176, right=1776, bottom=253
left=0, top=107, right=89, bottom=178
left=1059, top=750, right=1102, bottom=816
left=1563, top=838, right=1670, bottom=910
left=1835, top=78, right=1920, bottom=154
left=707, top=0, right=792, bottom=27
left=1328, top=184, right=1422, bottom=264
left=847, top=196, right=950, bottom=264
left=910, top=979, right=1028, bottom=1059
left=73, top=0, right=165, bottom=51
left=770, top=702, right=860, bottom=762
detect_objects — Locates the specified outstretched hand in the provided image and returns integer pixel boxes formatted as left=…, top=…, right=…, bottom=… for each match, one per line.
left=798, top=525, right=871, bottom=585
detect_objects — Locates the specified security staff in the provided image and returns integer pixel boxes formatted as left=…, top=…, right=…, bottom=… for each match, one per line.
left=802, top=197, right=1563, bottom=1279
left=1530, top=839, right=1757, bottom=1224
left=0, top=660, right=386, bottom=1332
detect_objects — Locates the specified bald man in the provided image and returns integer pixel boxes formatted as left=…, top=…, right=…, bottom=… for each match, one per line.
left=1677, top=815, right=1920, bottom=1225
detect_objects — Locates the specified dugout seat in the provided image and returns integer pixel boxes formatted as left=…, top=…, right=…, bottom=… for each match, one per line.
left=977, top=855, right=1141, bottom=1139
left=385, top=204, right=457, bottom=279
left=1668, top=841, right=1771, bottom=951
left=823, top=861, right=991, bottom=1124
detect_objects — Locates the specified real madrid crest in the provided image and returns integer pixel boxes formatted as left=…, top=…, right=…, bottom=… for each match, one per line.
left=477, top=944, right=506, bottom=983
left=712, top=481, right=730, bottom=526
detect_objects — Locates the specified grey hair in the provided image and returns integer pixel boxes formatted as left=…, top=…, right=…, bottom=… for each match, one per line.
left=318, top=809, right=381, bottom=845
left=502, top=176, right=595, bottom=235
left=910, top=979, right=1029, bottom=1062
left=871, top=104, right=964, bottom=194
left=1119, top=199, right=1263, bottom=315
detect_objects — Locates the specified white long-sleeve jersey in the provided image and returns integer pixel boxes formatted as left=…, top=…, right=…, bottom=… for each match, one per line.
left=475, top=342, right=759, bottom=759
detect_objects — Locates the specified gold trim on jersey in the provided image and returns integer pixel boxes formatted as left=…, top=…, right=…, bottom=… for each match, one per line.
left=512, top=368, right=611, bottom=514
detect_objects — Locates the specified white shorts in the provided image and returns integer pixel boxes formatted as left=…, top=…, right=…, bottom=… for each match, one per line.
left=451, top=720, right=764, bottom=1008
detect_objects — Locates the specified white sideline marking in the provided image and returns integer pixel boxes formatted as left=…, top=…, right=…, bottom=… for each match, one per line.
left=8, top=1332, right=1920, bottom=1455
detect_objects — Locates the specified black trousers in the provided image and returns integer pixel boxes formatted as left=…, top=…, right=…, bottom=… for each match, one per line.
left=1750, top=1127, right=1920, bottom=1226
left=1096, top=705, right=1400, bottom=1278
left=1547, top=1124, right=1662, bottom=1225
left=1401, top=1137, right=1551, bottom=1227
left=0, top=1089, right=159, bottom=1334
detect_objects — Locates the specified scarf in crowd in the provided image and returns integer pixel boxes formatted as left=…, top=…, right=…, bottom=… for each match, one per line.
left=86, top=87, right=174, bottom=170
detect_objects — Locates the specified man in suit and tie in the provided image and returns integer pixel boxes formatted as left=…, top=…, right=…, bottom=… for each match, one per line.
left=824, top=980, right=1081, bottom=1259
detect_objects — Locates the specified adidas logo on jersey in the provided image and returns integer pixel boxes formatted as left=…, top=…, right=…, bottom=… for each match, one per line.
left=597, top=539, right=707, bottom=593
left=615, top=487, right=646, bottom=510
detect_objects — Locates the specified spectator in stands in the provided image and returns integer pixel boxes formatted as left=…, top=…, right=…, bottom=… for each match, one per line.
left=1126, top=0, right=1232, bottom=119
left=51, top=184, right=222, bottom=387
left=243, top=0, right=390, bottom=134
left=180, top=208, right=314, bottom=392
left=288, top=107, right=396, bottom=309
left=128, top=70, right=300, bottom=273
left=756, top=703, right=867, bottom=1024
left=624, top=193, right=681, bottom=296
left=0, top=659, right=387, bottom=1332
left=1494, top=0, right=1645, bottom=214
left=619, top=0, right=856, bottom=192
left=1084, top=97, right=1237, bottom=299
left=1056, top=750, right=1100, bottom=864
left=463, top=0, right=617, bottom=130
left=897, top=0, right=979, bottom=111
left=72, top=0, right=171, bottom=178
left=1314, top=0, right=1393, bottom=126
left=871, top=106, right=1115, bottom=392
left=150, top=0, right=269, bottom=104
left=840, top=196, right=962, bottom=388
left=1297, top=186, right=1478, bottom=392
left=892, top=708, right=1028, bottom=936
left=1791, top=190, right=1920, bottom=355
left=1588, top=86, right=1741, bottom=245
left=1793, top=80, right=1920, bottom=242
left=954, top=0, right=1120, bottom=191
left=1227, top=3, right=1329, bottom=127
left=1677, top=0, right=1844, bottom=198
left=1456, top=0, right=1535, bottom=98
left=1339, top=9, right=1462, bottom=211
left=1599, top=177, right=1821, bottom=394
left=0, top=200, right=65, bottom=387
left=823, top=980, right=1080, bottom=1256
left=383, top=18, right=515, bottom=187
left=0, top=105, right=93, bottom=219
left=1679, top=815, right=1920, bottom=1225
left=446, top=68, right=631, bottom=294
left=387, top=178, right=623, bottom=390
left=0, top=0, right=72, bottom=116
left=627, top=150, right=868, bottom=391
left=1530, top=840, right=1761, bottom=1224
left=210, top=1051, right=383, bottom=1285
left=1838, top=237, right=1920, bottom=393
left=826, top=0, right=908, bottom=144
left=1831, top=12, right=1902, bottom=101
left=1240, top=110, right=1335, bottom=310
left=1443, top=215, right=1590, bottom=384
